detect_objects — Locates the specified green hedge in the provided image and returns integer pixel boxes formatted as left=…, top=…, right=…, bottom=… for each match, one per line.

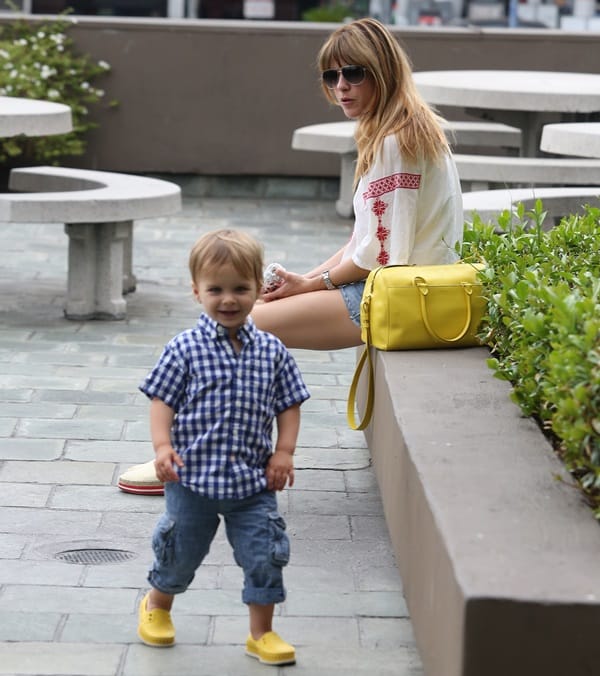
left=462, top=202, right=600, bottom=517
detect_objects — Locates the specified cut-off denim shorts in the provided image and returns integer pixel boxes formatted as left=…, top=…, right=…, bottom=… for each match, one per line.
left=340, top=280, right=366, bottom=327
left=148, top=482, right=289, bottom=605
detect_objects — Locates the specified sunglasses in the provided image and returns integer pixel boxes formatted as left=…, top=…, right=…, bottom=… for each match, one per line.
left=322, top=65, right=367, bottom=89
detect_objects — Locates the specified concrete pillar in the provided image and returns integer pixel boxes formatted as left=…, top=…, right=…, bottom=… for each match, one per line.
left=167, top=0, right=186, bottom=18
left=64, top=222, right=128, bottom=320
left=336, top=152, right=357, bottom=218
left=122, top=221, right=137, bottom=294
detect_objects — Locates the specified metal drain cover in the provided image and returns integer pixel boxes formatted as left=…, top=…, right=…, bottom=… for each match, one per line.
left=55, top=548, right=137, bottom=565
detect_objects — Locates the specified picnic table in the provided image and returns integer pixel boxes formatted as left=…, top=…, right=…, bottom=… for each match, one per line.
left=413, top=70, right=600, bottom=157
left=0, top=95, right=72, bottom=137
left=0, top=95, right=181, bottom=320
left=541, top=122, right=600, bottom=159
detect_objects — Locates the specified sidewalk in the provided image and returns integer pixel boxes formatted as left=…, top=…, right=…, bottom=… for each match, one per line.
left=0, top=192, right=424, bottom=676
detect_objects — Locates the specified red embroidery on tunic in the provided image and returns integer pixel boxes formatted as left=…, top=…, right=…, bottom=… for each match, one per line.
left=364, top=173, right=420, bottom=265
left=372, top=199, right=390, bottom=265
left=362, top=172, right=421, bottom=201
left=377, top=248, right=390, bottom=265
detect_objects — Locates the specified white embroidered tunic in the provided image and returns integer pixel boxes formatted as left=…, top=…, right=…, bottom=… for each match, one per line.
left=342, top=134, right=463, bottom=269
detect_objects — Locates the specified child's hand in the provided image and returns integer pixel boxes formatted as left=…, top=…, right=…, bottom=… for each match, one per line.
left=154, top=445, right=184, bottom=483
left=266, top=450, right=295, bottom=491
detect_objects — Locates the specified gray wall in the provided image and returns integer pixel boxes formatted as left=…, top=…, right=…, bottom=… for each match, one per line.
left=4, top=16, right=600, bottom=177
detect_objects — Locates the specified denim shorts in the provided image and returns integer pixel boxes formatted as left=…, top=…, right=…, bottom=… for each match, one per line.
left=340, top=281, right=366, bottom=327
left=148, top=482, right=289, bottom=605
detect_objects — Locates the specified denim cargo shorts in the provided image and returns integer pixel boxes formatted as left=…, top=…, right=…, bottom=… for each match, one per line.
left=340, top=280, right=366, bottom=327
left=148, top=482, right=289, bottom=605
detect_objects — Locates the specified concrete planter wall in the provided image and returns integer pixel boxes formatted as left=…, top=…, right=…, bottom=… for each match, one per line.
left=359, top=347, right=600, bottom=676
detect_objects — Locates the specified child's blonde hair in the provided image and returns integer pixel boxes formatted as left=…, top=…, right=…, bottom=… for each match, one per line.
left=189, top=229, right=264, bottom=291
left=317, top=18, right=449, bottom=184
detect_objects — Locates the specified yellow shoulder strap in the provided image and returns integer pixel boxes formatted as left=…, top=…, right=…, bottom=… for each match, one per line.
left=346, top=346, right=374, bottom=431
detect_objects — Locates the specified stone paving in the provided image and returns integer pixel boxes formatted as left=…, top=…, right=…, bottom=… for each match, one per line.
left=0, top=192, right=424, bottom=676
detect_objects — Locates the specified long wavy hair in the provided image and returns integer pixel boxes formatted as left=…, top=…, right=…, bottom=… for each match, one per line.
left=317, top=18, right=449, bottom=184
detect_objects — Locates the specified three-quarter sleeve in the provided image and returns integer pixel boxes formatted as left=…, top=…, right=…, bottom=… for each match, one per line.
left=343, top=134, right=463, bottom=269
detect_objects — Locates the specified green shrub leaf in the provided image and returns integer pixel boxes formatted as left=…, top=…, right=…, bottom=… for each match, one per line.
left=463, top=203, right=600, bottom=518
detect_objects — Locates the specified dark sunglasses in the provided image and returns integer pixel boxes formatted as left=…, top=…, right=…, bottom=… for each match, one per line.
left=322, top=65, right=367, bottom=89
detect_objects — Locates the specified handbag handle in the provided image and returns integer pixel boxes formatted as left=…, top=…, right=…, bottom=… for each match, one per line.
left=415, top=277, right=474, bottom=343
left=347, top=345, right=374, bottom=431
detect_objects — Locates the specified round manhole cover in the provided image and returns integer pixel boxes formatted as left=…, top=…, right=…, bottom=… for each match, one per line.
left=55, top=548, right=137, bottom=565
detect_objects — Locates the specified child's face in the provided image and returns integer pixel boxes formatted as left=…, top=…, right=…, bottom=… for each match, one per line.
left=192, top=262, right=259, bottom=336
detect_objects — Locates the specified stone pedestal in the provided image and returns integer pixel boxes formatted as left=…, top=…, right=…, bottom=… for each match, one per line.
left=64, top=221, right=130, bottom=320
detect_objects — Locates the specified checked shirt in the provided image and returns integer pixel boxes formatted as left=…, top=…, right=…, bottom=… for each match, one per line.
left=139, top=313, right=310, bottom=499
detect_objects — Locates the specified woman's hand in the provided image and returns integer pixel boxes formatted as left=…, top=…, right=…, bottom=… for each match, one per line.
left=261, top=268, right=318, bottom=302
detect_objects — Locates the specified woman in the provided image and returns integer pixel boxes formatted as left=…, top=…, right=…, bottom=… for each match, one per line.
left=118, top=17, right=464, bottom=494
left=251, top=17, right=463, bottom=350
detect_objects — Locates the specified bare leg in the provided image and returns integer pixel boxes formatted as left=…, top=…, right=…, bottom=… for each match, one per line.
left=249, top=603, right=274, bottom=639
left=138, top=586, right=176, bottom=647
left=148, top=588, right=174, bottom=611
left=246, top=603, right=295, bottom=665
left=252, top=289, right=362, bottom=350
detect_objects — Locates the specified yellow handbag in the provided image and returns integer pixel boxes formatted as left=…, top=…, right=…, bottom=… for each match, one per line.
left=347, top=262, right=486, bottom=430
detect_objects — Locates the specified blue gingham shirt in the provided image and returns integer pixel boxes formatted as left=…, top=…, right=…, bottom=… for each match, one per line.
left=139, top=313, right=310, bottom=499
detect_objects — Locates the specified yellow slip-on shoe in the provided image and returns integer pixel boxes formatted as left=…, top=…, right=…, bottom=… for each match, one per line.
left=245, top=631, right=296, bottom=666
left=137, top=592, right=175, bottom=647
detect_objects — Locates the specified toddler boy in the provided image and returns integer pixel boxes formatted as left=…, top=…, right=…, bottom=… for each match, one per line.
left=137, top=229, right=309, bottom=666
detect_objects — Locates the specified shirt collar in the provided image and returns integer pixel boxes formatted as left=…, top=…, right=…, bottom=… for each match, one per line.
left=197, top=312, right=258, bottom=344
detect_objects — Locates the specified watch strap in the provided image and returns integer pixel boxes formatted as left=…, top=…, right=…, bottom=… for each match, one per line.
left=321, top=270, right=337, bottom=290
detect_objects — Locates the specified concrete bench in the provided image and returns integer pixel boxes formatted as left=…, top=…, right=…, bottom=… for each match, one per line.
left=356, top=346, right=600, bottom=676
left=454, top=152, right=600, bottom=191
left=292, top=122, right=357, bottom=218
left=292, top=120, right=521, bottom=218
left=2, top=166, right=181, bottom=320
left=462, top=186, right=600, bottom=225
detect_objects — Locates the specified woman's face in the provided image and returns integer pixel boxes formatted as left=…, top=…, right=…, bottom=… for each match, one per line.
left=326, top=61, right=376, bottom=120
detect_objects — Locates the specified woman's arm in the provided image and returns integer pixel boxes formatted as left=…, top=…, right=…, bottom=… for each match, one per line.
left=319, top=255, right=370, bottom=288
left=262, top=250, right=369, bottom=301
left=349, top=136, right=419, bottom=270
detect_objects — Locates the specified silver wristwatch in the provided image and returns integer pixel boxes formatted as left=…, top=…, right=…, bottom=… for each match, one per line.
left=321, top=270, right=337, bottom=290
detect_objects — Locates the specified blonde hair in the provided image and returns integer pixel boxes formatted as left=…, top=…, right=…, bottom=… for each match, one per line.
left=317, top=18, right=449, bottom=183
left=189, top=229, right=264, bottom=291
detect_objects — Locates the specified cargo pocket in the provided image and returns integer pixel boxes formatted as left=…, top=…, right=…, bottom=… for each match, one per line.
left=152, top=515, right=177, bottom=567
left=268, top=512, right=290, bottom=566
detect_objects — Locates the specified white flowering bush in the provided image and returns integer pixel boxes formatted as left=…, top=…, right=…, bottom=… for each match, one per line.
left=0, top=14, right=112, bottom=165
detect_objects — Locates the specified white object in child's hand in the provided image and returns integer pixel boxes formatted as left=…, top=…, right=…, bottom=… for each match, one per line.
left=262, top=263, right=286, bottom=293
